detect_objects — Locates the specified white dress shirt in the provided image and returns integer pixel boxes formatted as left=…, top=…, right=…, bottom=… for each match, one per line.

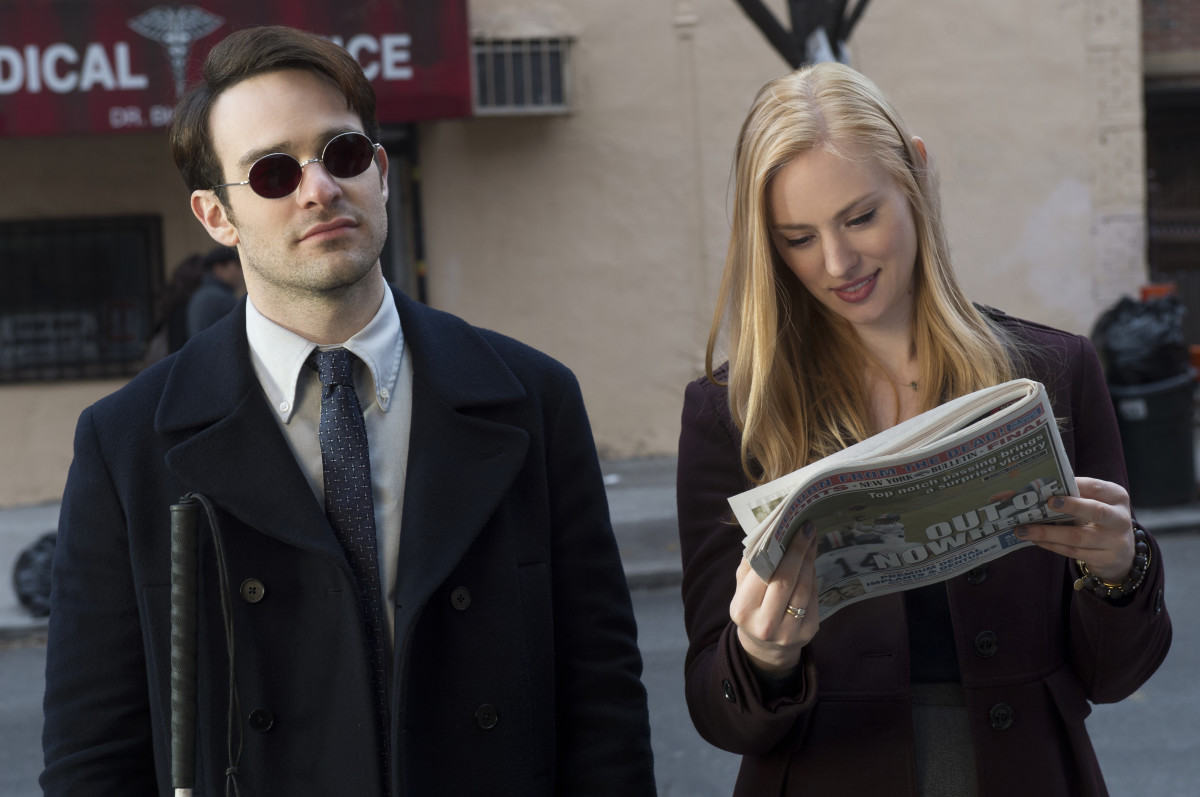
left=245, top=283, right=413, bottom=640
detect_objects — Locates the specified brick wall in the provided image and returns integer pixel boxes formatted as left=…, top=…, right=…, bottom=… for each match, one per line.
left=1144, top=0, right=1200, bottom=55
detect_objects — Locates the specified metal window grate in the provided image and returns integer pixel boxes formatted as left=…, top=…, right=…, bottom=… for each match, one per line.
left=0, top=216, right=160, bottom=383
left=473, top=38, right=571, bottom=115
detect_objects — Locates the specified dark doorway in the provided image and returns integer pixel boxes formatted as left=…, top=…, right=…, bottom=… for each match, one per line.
left=1146, top=86, right=1200, bottom=344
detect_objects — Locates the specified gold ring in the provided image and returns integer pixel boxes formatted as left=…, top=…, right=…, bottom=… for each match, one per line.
left=785, top=604, right=806, bottom=620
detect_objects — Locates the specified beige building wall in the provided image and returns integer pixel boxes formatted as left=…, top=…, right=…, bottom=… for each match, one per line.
left=422, top=0, right=788, bottom=458
left=854, top=0, right=1145, bottom=329
left=423, top=0, right=1148, bottom=460
left=0, top=0, right=1148, bottom=505
left=0, top=132, right=213, bottom=507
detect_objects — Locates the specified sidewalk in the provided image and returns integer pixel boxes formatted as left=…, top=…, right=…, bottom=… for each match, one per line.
left=5, top=454, right=1200, bottom=638
left=0, top=458, right=682, bottom=639
left=598, top=457, right=1200, bottom=586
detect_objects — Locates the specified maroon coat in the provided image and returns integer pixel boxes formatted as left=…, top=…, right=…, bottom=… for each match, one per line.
left=677, top=312, right=1172, bottom=796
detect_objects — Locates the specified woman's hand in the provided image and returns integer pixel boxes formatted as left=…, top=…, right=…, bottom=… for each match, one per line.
left=1014, top=476, right=1136, bottom=583
left=730, top=522, right=820, bottom=676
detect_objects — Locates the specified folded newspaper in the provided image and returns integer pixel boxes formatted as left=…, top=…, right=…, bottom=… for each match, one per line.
left=729, top=378, right=1077, bottom=620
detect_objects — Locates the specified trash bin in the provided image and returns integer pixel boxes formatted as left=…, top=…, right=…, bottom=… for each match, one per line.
left=1091, top=295, right=1190, bottom=386
left=1108, top=370, right=1198, bottom=508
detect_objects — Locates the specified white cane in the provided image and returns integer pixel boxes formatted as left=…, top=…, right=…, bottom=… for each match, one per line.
left=170, top=498, right=199, bottom=797
left=170, top=493, right=243, bottom=796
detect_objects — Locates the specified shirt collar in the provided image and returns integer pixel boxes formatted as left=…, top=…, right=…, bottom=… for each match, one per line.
left=246, top=283, right=404, bottom=422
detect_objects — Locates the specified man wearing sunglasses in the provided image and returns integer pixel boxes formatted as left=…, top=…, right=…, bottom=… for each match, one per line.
left=42, top=25, right=656, bottom=797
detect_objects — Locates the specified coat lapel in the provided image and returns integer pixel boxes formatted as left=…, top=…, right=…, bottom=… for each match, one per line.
left=152, top=289, right=534, bottom=603
left=155, top=290, right=535, bottom=794
left=155, top=303, right=346, bottom=568
left=391, top=290, right=530, bottom=617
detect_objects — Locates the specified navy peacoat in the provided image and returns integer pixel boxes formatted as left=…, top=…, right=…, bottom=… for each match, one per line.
left=677, top=311, right=1171, bottom=796
left=42, top=287, right=656, bottom=795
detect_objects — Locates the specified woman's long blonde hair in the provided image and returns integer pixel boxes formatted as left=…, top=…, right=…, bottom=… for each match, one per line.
left=707, top=62, right=1016, bottom=483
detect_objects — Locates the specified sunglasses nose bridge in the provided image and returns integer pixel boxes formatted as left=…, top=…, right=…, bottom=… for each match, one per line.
left=294, top=153, right=343, bottom=200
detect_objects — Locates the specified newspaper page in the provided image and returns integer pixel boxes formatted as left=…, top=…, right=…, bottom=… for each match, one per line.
left=728, top=379, right=1078, bottom=620
left=729, top=379, right=1045, bottom=532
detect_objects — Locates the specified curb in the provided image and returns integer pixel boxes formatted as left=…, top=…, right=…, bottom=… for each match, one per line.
left=4, top=468, right=1197, bottom=642
left=625, top=563, right=683, bottom=591
left=1131, top=503, right=1200, bottom=533
left=0, top=621, right=47, bottom=644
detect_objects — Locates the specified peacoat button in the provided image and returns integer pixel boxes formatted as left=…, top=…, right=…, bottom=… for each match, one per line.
left=965, top=565, right=988, bottom=584
left=450, top=586, right=472, bottom=611
left=239, top=578, right=266, bottom=604
left=475, top=704, right=499, bottom=729
left=973, top=630, right=998, bottom=658
left=988, top=702, right=1014, bottom=731
left=722, top=679, right=736, bottom=703
left=248, top=708, right=275, bottom=732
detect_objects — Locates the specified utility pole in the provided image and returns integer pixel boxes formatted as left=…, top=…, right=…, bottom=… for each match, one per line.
left=734, top=0, right=870, bottom=68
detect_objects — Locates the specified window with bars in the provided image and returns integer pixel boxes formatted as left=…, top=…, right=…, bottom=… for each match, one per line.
left=0, top=216, right=160, bottom=382
left=473, top=38, right=572, bottom=115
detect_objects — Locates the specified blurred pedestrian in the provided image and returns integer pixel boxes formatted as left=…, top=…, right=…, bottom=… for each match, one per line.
left=141, top=252, right=203, bottom=366
left=186, top=244, right=244, bottom=336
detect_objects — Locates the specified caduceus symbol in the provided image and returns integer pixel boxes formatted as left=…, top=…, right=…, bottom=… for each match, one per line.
left=128, top=5, right=225, bottom=99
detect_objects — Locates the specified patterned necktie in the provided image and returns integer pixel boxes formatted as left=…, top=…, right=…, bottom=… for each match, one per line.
left=310, top=347, right=390, bottom=790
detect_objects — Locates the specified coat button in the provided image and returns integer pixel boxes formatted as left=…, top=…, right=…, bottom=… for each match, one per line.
left=475, top=704, right=499, bottom=729
left=974, top=630, right=998, bottom=658
left=965, top=566, right=988, bottom=584
left=1155, top=588, right=1164, bottom=615
left=722, top=679, right=736, bottom=703
left=450, top=586, right=472, bottom=611
left=248, top=708, right=275, bottom=732
left=240, top=578, right=266, bottom=604
left=988, top=702, right=1014, bottom=731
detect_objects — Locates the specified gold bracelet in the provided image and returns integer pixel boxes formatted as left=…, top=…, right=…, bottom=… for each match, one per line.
left=1073, top=527, right=1151, bottom=601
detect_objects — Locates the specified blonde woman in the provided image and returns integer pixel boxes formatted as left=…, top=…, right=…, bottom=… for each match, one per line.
left=677, top=62, right=1171, bottom=796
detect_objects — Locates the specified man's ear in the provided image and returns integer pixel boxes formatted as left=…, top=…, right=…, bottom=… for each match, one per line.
left=190, top=190, right=240, bottom=246
left=375, top=145, right=390, bottom=201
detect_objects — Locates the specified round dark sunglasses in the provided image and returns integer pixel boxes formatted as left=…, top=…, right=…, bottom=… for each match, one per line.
left=212, top=131, right=381, bottom=199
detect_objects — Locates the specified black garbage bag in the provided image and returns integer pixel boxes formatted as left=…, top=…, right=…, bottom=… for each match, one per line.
left=1090, top=295, right=1190, bottom=386
left=12, top=531, right=55, bottom=618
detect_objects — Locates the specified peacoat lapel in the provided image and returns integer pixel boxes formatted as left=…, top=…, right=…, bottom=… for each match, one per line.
left=155, top=301, right=348, bottom=569
left=152, top=289, right=533, bottom=616
left=153, top=289, right=534, bottom=792
left=389, top=289, right=530, bottom=621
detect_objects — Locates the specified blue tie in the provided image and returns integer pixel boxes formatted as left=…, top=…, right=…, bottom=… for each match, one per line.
left=310, top=347, right=390, bottom=789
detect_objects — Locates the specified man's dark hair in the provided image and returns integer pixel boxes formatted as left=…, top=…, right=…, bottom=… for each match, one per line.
left=169, top=26, right=381, bottom=203
left=201, top=245, right=239, bottom=272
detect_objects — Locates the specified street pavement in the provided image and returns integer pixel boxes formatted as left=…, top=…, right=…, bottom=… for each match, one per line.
left=0, top=457, right=685, bottom=640
left=5, top=529, right=1200, bottom=795
left=6, top=453, right=1200, bottom=636
left=3, top=455, right=1200, bottom=794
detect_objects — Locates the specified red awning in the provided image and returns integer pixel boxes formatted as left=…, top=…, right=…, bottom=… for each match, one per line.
left=0, top=0, right=470, bottom=137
